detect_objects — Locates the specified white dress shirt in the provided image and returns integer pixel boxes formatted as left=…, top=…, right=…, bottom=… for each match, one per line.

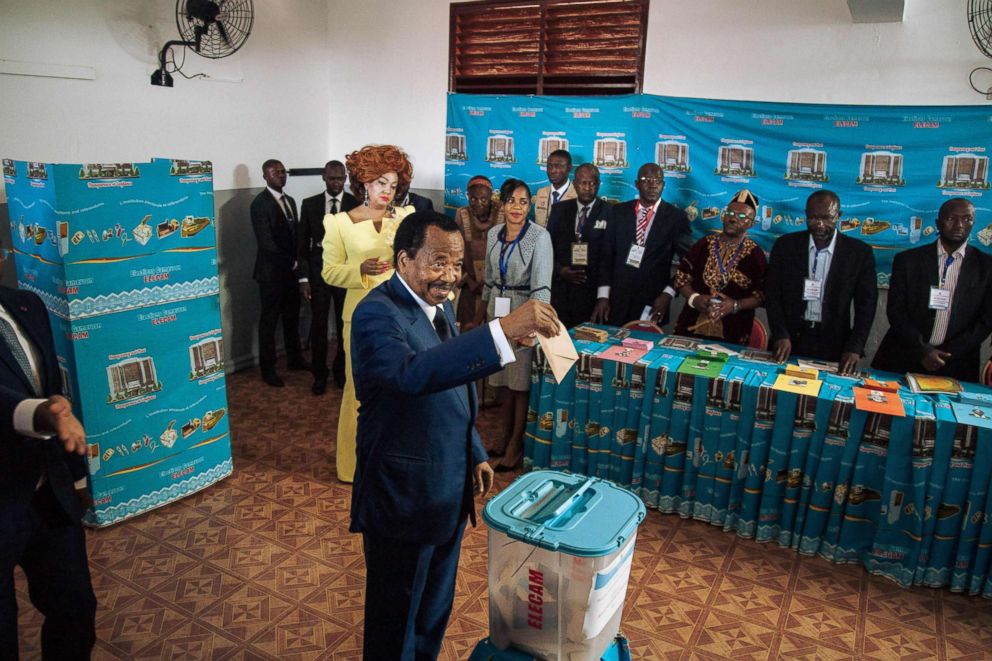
left=929, top=240, right=968, bottom=345
left=804, top=230, right=838, bottom=323
left=597, top=199, right=675, bottom=301
left=325, top=191, right=344, bottom=215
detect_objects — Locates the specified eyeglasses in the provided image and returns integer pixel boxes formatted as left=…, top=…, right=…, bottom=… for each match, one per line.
left=637, top=177, right=663, bottom=184
left=722, top=210, right=754, bottom=221
left=806, top=214, right=838, bottom=223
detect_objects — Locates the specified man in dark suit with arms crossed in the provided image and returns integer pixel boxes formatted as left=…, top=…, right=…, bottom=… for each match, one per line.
left=873, top=198, right=992, bottom=381
left=548, top=163, right=611, bottom=327
left=0, top=242, right=96, bottom=659
left=251, top=159, right=309, bottom=387
left=349, top=211, right=560, bottom=660
left=765, top=189, right=877, bottom=374
left=591, top=162, right=692, bottom=326
left=297, top=160, right=359, bottom=394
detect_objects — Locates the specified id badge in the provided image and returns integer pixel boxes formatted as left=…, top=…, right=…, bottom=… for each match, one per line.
left=494, top=296, right=511, bottom=318
left=571, top=242, right=588, bottom=266
left=803, top=278, right=823, bottom=301
left=626, top=243, right=645, bottom=268
left=929, top=286, right=951, bottom=310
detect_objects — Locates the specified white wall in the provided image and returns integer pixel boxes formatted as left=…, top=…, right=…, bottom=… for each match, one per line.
left=0, top=0, right=331, bottom=198
left=325, top=0, right=990, bottom=189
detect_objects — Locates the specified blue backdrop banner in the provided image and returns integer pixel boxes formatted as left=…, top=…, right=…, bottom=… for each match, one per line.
left=444, top=94, right=992, bottom=284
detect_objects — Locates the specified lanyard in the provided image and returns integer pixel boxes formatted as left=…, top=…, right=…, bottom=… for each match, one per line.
left=498, top=222, right=529, bottom=291
left=811, top=248, right=828, bottom=279
left=940, top=253, right=955, bottom=288
left=714, top=237, right=746, bottom=286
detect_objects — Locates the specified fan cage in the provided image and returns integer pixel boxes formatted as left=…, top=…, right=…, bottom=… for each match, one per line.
left=969, top=0, right=992, bottom=59
left=176, top=0, right=254, bottom=59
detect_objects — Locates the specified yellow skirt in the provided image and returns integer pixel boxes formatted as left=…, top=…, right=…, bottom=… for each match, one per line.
left=336, top=320, right=357, bottom=483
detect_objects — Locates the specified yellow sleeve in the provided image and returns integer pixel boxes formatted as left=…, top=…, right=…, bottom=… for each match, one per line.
left=321, top=213, right=365, bottom=289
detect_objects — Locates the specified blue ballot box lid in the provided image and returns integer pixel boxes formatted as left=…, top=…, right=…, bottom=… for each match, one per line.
left=483, top=470, right=646, bottom=557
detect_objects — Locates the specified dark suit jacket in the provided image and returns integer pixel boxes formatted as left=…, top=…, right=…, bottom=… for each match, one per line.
left=873, top=242, right=992, bottom=381
left=548, top=198, right=612, bottom=327
left=405, top=192, right=435, bottom=212
left=250, top=189, right=298, bottom=282
left=297, top=191, right=359, bottom=283
left=349, top=274, right=503, bottom=546
left=765, top=230, right=878, bottom=359
left=598, top=199, right=691, bottom=325
left=0, top=287, right=87, bottom=527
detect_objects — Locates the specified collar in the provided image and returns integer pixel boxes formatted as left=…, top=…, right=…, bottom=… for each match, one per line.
left=938, top=239, right=968, bottom=260
left=396, top=272, right=439, bottom=321
left=324, top=191, right=341, bottom=204
left=552, top=181, right=570, bottom=198
left=636, top=198, right=661, bottom=214
left=267, top=186, right=285, bottom=200
left=808, top=230, right=838, bottom=255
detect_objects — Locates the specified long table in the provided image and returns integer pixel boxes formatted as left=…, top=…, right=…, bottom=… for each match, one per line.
left=523, top=327, right=992, bottom=598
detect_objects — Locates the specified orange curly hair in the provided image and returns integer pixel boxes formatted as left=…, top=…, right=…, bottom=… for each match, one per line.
left=345, top=144, right=414, bottom=201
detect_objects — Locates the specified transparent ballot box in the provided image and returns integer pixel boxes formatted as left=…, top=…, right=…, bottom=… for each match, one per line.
left=483, top=471, right=646, bottom=661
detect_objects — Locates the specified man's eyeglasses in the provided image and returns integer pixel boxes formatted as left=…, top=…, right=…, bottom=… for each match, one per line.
left=637, top=177, right=663, bottom=185
left=722, top=210, right=754, bottom=222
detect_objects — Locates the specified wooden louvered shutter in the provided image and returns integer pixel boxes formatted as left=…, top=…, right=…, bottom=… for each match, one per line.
left=450, top=0, right=649, bottom=95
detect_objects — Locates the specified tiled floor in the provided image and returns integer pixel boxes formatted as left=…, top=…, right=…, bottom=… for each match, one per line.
left=14, top=356, right=992, bottom=660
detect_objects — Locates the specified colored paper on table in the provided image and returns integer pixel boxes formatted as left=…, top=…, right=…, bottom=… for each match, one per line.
left=950, top=402, right=992, bottom=430
left=906, top=373, right=963, bottom=394
left=785, top=364, right=819, bottom=380
left=863, top=378, right=901, bottom=393
left=598, top=344, right=648, bottom=365
left=677, top=355, right=727, bottom=378
left=537, top=326, right=579, bottom=384
left=772, top=373, right=822, bottom=397
left=853, top=387, right=906, bottom=417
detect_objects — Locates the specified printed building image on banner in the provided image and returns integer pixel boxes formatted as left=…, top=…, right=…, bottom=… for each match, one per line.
left=445, top=94, right=992, bottom=284
left=2, top=158, right=232, bottom=526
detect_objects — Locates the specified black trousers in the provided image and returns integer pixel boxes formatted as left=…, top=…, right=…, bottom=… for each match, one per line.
left=257, top=273, right=303, bottom=372
left=0, top=483, right=96, bottom=660
left=309, top=277, right=346, bottom=383
left=791, top=323, right=834, bottom=362
left=362, top=522, right=466, bottom=661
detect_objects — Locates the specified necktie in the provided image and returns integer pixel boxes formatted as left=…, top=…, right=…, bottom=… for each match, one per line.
left=280, top=195, right=295, bottom=224
left=0, top=316, right=40, bottom=396
left=433, top=306, right=450, bottom=341
left=635, top=204, right=650, bottom=245
left=576, top=205, right=589, bottom=240
left=552, top=190, right=561, bottom=206
left=329, top=197, right=338, bottom=215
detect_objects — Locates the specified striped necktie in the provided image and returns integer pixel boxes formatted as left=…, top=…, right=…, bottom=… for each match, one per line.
left=635, top=204, right=650, bottom=245
left=0, top=316, right=40, bottom=395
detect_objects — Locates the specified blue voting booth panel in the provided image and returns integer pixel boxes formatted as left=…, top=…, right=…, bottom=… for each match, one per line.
left=3, top=158, right=232, bottom=526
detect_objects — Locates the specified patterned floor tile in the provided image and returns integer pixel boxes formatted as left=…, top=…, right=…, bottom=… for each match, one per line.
left=14, top=364, right=992, bottom=658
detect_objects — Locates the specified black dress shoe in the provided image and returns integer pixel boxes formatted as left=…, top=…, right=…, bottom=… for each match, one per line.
left=262, top=372, right=285, bottom=387
left=311, top=379, right=327, bottom=396
left=287, top=358, right=311, bottom=371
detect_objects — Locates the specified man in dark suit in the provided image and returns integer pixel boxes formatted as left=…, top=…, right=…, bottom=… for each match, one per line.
left=591, top=162, right=692, bottom=327
left=873, top=198, right=992, bottom=381
left=766, top=190, right=877, bottom=374
left=548, top=163, right=612, bottom=328
left=395, top=182, right=435, bottom=212
left=0, top=244, right=96, bottom=659
left=297, top=160, right=359, bottom=395
left=350, top=211, right=560, bottom=660
left=250, top=158, right=309, bottom=387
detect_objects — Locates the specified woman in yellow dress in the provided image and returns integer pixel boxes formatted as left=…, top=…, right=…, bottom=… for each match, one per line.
left=321, top=145, right=413, bottom=482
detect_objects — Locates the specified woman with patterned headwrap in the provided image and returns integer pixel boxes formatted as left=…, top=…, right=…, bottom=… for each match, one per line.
left=322, top=144, right=414, bottom=482
left=672, top=189, right=768, bottom=345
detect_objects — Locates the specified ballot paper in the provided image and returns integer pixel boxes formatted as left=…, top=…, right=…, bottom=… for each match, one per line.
left=537, top=326, right=579, bottom=384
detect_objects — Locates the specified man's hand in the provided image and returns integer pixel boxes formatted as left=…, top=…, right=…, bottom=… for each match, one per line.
left=590, top=298, right=610, bottom=324
left=922, top=348, right=951, bottom=372
left=299, top=281, right=311, bottom=301
left=474, top=461, right=494, bottom=497
left=499, top=300, right=561, bottom=342
left=772, top=338, right=791, bottom=364
left=559, top=266, right=587, bottom=285
left=708, top=296, right=736, bottom=321
left=650, top=293, right=672, bottom=323
left=838, top=351, right=860, bottom=375
left=34, top=395, right=86, bottom=455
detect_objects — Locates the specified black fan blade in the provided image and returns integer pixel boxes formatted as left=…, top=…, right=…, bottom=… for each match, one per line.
left=186, top=0, right=220, bottom=23
left=216, top=21, right=232, bottom=47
